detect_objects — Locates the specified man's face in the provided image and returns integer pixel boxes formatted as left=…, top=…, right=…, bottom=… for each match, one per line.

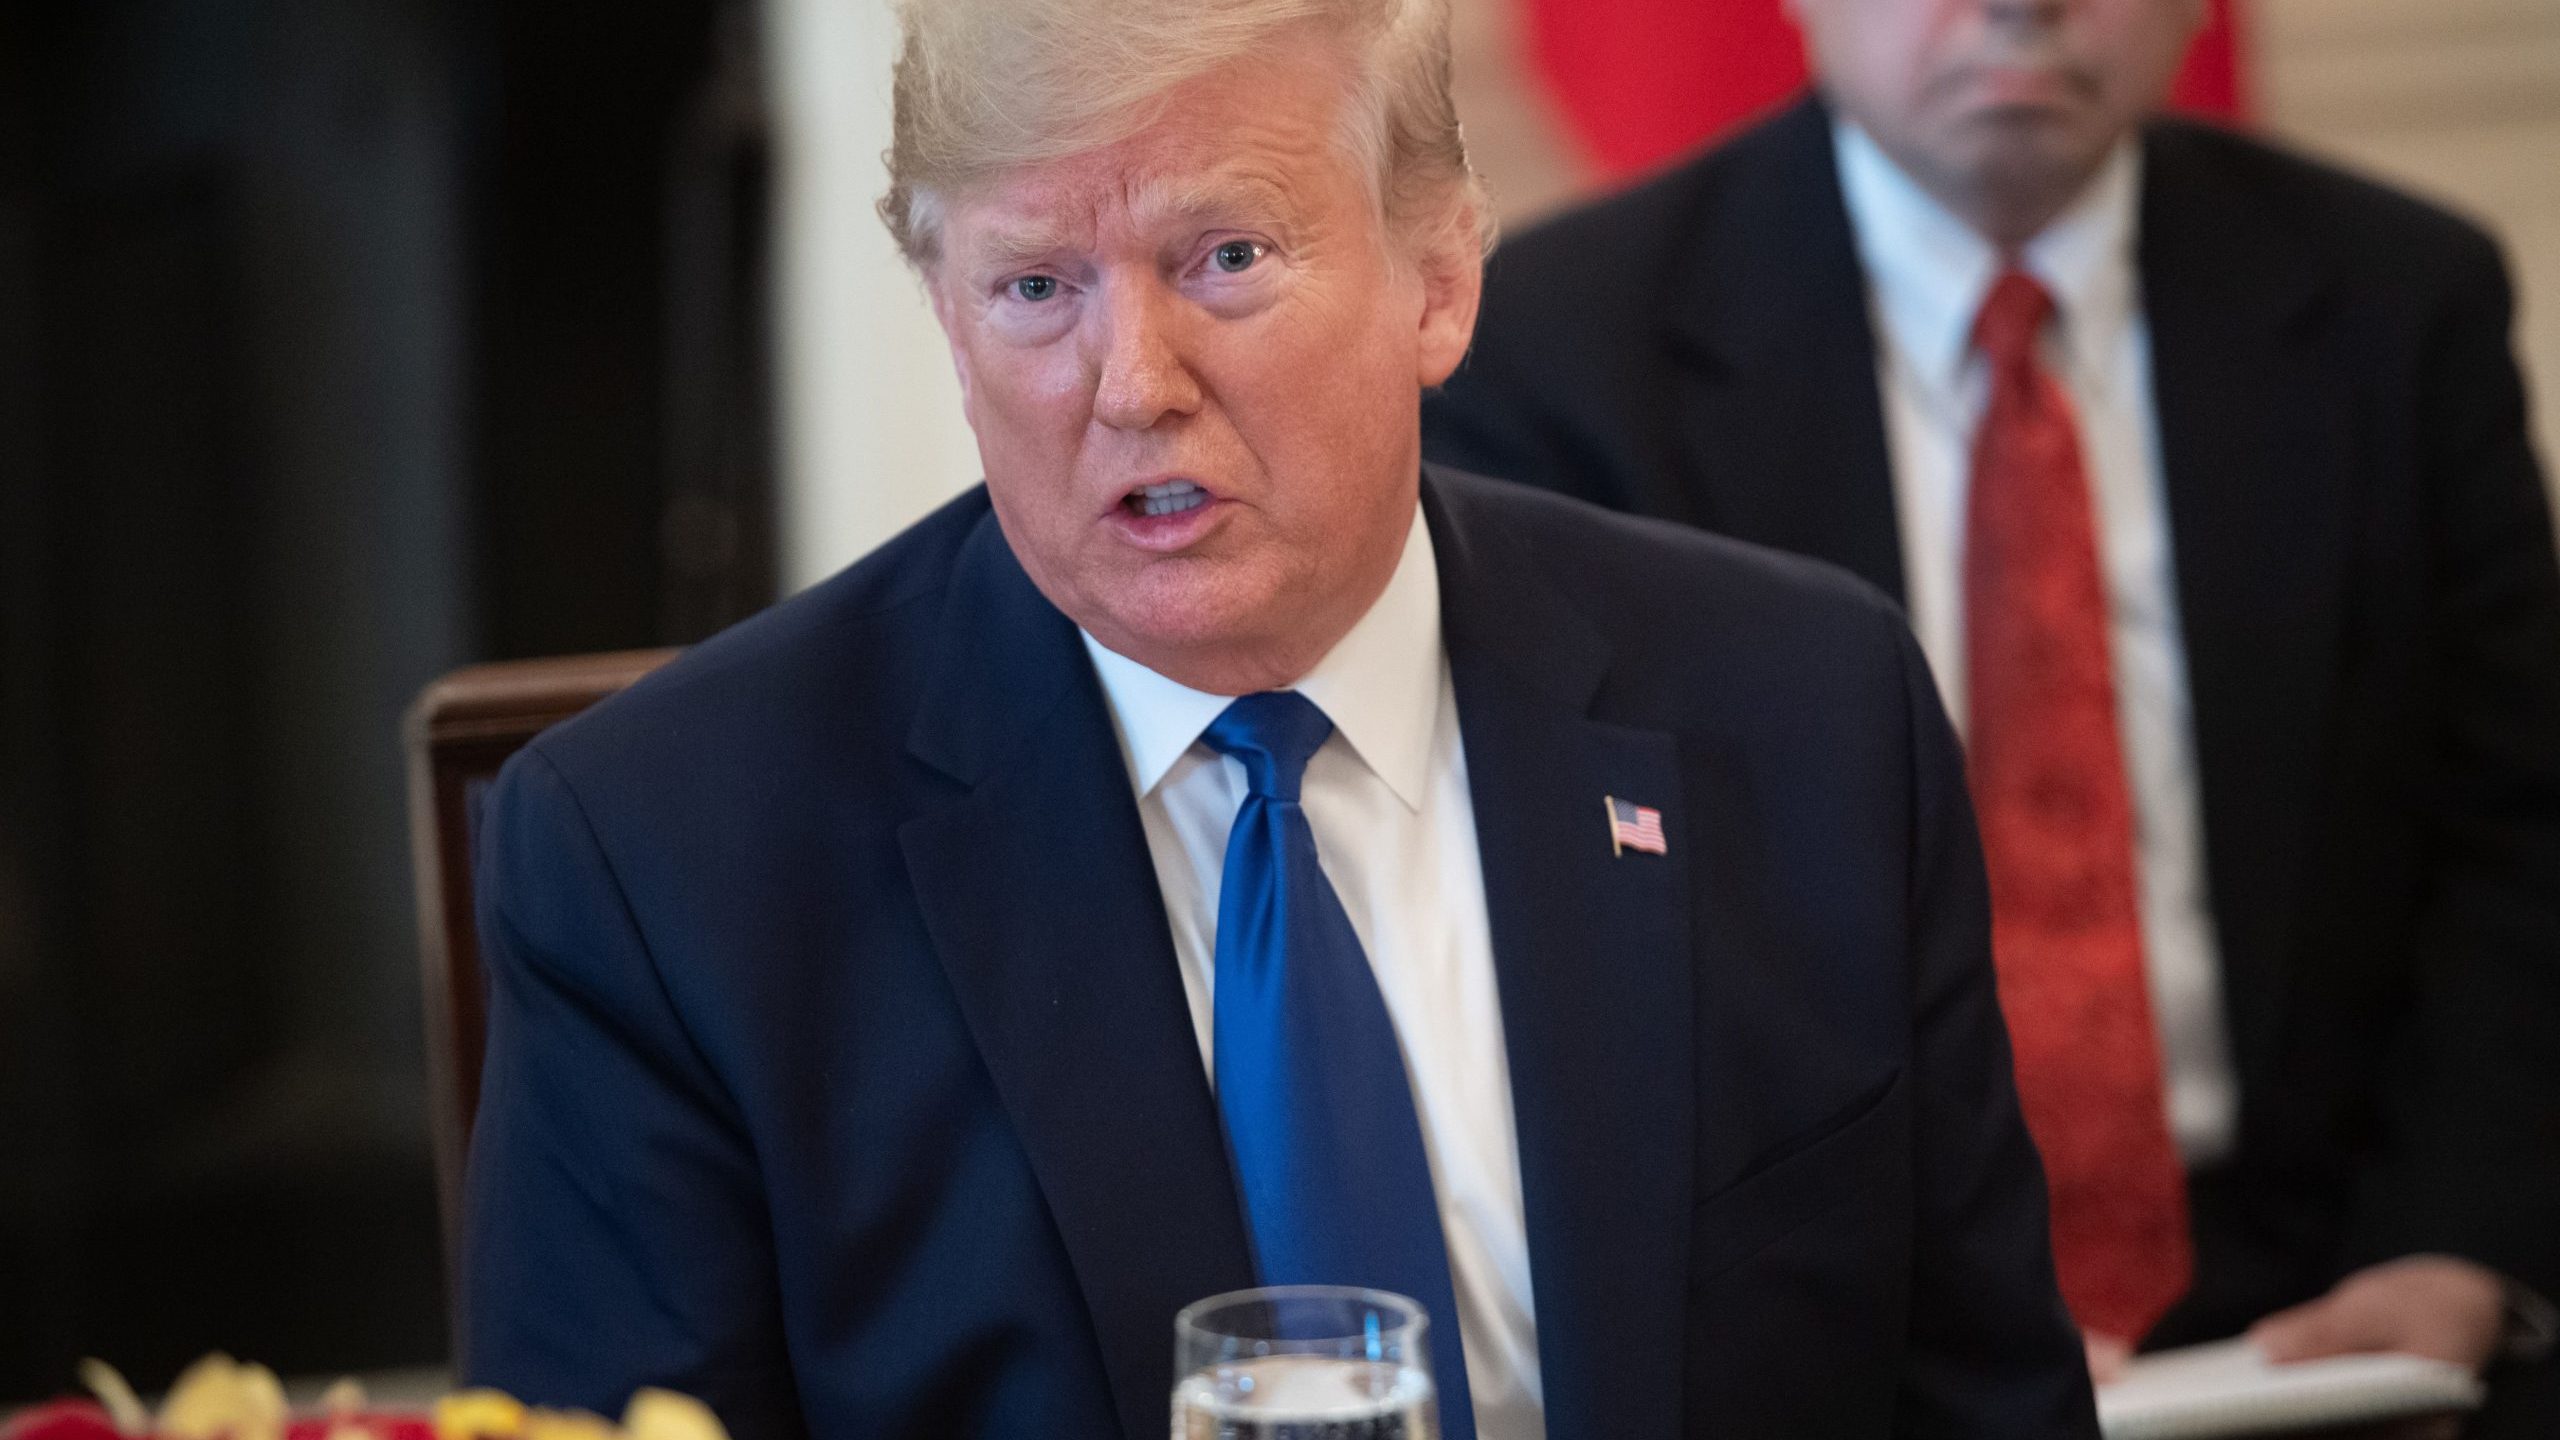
left=925, top=37, right=1479, bottom=693
left=1790, top=0, right=2203, bottom=237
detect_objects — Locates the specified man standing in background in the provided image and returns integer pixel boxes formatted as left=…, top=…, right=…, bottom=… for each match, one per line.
left=1426, top=0, right=2560, bottom=1430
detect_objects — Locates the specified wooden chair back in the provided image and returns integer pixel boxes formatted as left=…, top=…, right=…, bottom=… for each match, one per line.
left=404, top=648, right=676, bottom=1281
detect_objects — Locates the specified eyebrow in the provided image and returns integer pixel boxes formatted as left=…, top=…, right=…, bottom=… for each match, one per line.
left=1127, top=170, right=1298, bottom=231
left=966, top=220, right=1089, bottom=274
left=960, top=169, right=1303, bottom=275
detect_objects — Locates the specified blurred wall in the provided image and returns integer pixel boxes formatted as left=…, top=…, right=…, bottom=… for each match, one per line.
left=764, top=0, right=979, bottom=592
left=2255, top=0, right=2560, bottom=500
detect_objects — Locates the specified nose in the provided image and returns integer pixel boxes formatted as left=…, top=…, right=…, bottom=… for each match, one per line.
left=1089, top=278, right=1203, bottom=431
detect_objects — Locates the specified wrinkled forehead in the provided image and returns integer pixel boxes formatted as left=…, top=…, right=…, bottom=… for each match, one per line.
left=933, top=52, right=1374, bottom=268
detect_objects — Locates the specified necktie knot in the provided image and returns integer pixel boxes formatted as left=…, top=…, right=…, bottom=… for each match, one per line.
left=1973, top=268, right=2056, bottom=371
left=1203, top=691, right=1333, bottom=802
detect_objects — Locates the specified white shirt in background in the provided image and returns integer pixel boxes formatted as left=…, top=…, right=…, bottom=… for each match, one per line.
left=1079, top=504, right=1546, bottom=1440
left=1832, top=120, right=2241, bottom=1166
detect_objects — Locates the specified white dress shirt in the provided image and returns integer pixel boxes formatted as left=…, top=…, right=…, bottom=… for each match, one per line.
left=1832, top=120, right=2241, bottom=1164
left=1080, top=505, right=1545, bottom=1440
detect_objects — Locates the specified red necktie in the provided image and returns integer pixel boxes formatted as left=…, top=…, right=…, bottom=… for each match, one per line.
left=1963, top=269, right=2192, bottom=1344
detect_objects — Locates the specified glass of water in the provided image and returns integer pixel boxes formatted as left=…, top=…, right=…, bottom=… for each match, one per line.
left=1172, top=1285, right=1439, bottom=1440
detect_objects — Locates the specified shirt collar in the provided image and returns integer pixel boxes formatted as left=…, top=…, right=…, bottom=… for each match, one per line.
left=1831, top=117, right=2142, bottom=391
left=1080, top=501, right=1444, bottom=812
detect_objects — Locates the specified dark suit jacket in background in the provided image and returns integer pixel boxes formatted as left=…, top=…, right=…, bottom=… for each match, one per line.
left=1424, top=97, right=2560, bottom=1401
left=460, top=469, right=2097, bottom=1439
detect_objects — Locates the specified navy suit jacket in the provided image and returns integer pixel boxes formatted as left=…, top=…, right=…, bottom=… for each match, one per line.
left=461, top=468, right=2098, bottom=1439
left=1422, top=98, right=2560, bottom=1370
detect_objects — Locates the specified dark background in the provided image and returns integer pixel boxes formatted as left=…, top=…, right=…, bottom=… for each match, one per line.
left=1, top=0, right=774, bottom=1395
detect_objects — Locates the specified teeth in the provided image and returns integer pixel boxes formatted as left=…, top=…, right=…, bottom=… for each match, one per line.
left=1133, top=480, right=1208, bottom=518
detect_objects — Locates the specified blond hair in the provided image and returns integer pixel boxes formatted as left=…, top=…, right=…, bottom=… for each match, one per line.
left=880, top=0, right=1489, bottom=267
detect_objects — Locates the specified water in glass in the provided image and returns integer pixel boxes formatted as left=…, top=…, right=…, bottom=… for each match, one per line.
left=1172, top=1286, right=1441, bottom=1440
left=1172, top=1353, right=1435, bottom=1439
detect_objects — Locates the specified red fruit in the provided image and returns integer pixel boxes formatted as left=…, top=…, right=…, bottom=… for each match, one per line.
left=0, top=1401, right=128, bottom=1440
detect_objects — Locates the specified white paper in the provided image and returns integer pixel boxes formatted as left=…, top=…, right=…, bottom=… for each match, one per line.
left=2096, top=1339, right=2483, bottom=1440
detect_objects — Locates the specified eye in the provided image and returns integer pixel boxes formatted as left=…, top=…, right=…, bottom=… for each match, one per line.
left=1009, top=275, right=1059, bottom=302
left=1209, top=240, right=1263, bottom=274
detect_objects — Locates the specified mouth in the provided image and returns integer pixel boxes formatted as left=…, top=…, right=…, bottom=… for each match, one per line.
left=1123, top=478, right=1213, bottom=519
left=1952, top=56, right=2092, bottom=110
left=1105, top=475, right=1230, bottom=552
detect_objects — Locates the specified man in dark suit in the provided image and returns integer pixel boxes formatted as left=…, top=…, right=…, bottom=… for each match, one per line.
left=1425, top=0, right=2560, bottom=1428
left=458, top=2, right=2097, bottom=1438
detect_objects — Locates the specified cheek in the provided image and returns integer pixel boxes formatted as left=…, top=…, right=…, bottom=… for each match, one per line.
left=1266, top=265, right=1421, bottom=402
left=1819, top=17, right=1935, bottom=134
left=1905, top=4, right=1984, bottom=97
left=960, top=341, right=1093, bottom=457
left=958, top=347, right=1106, bottom=578
left=2128, top=8, right=2203, bottom=93
left=1225, top=311, right=1412, bottom=474
left=1221, top=313, right=1423, bottom=560
left=2079, top=0, right=2197, bottom=87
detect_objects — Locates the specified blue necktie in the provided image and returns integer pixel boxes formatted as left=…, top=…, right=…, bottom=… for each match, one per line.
left=1203, top=692, right=1477, bottom=1440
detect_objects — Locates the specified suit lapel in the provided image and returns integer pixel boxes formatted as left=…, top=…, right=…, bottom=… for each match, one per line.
left=899, top=511, right=1254, bottom=1440
left=1664, top=98, right=1905, bottom=600
left=1427, top=475, right=1697, bottom=1440
left=2138, top=123, right=2352, bottom=1099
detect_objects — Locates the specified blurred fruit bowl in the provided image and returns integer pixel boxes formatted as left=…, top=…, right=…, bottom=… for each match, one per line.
left=1, top=1357, right=727, bottom=1440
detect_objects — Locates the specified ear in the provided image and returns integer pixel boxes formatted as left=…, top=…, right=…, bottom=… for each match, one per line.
left=1413, top=204, right=1484, bottom=390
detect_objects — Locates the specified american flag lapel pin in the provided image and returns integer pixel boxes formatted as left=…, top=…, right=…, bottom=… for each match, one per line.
left=1606, top=795, right=1667, bottom=857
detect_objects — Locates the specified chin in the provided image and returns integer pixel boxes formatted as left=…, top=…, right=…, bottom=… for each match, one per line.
left=1967, top=124, right=2105, bottom=190
left=1088, top=576, right=1274, bottom=667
